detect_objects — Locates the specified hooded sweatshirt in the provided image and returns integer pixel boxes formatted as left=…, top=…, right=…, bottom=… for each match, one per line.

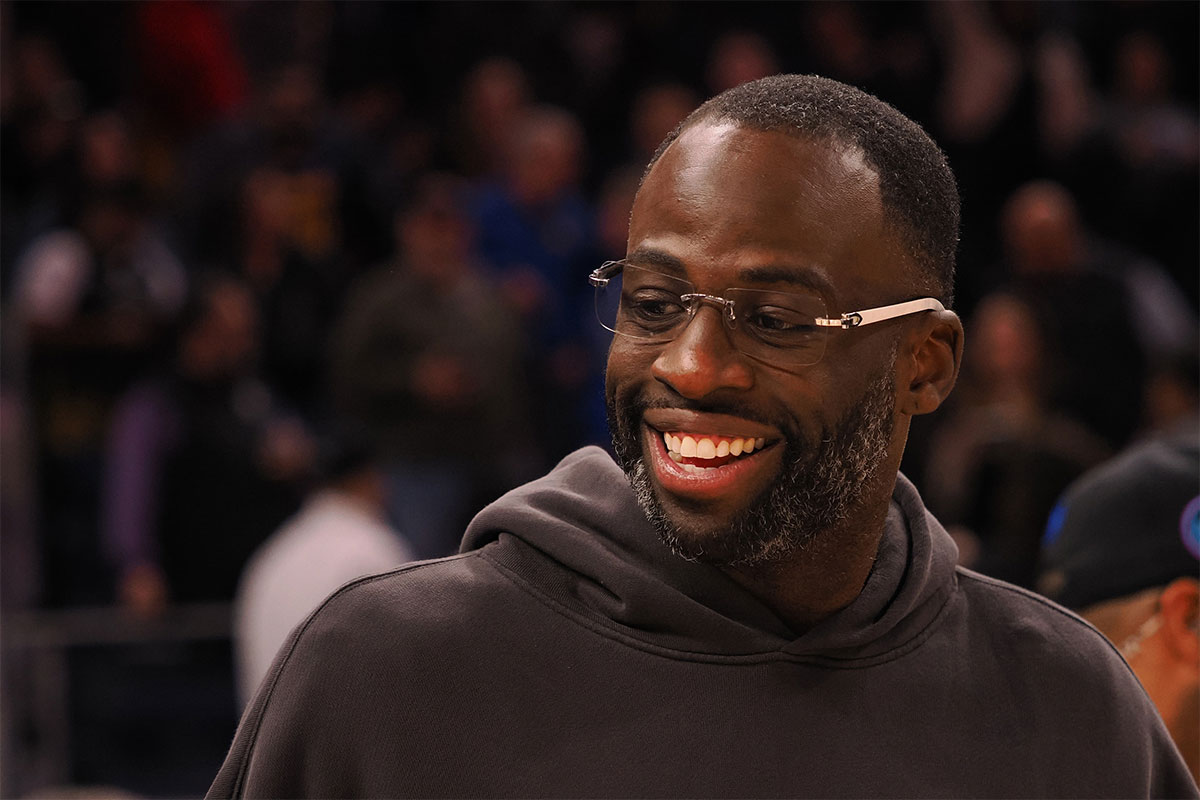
left=209, top=447, right=1197, bottom=798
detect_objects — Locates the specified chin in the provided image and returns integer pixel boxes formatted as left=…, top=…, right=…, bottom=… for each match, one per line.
left=607, top=366, right=898, bottom=570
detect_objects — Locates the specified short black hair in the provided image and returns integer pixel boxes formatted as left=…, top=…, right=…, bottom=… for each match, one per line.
left=645, top=75, right=959, bottom=306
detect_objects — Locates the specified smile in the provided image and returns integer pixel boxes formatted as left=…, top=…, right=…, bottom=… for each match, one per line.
left=661, top=432, right=767, bottom=471
left=640, top=409, right=782, bottom=501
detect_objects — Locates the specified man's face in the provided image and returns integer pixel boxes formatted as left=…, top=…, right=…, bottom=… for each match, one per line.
left=605, top=121, right=911, bottom=566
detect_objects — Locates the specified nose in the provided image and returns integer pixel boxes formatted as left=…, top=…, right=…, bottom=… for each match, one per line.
left=651, top=305, right=754, bottom=399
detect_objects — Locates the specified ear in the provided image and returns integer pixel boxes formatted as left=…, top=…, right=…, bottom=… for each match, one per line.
left=1159, top=577, right=1200, bottom=670
left=897, top=309, right=964, bottom=416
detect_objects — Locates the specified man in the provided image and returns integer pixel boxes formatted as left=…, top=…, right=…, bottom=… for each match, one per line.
left=1038, top=427, right=1200, bottom=783
left=209, top=75, right=1196, bottom=797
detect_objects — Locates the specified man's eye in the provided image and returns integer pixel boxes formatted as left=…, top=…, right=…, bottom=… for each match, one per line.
left=622, top=291, right=686, bottom=328
left=625, top=293, right=684, bottom=319
left=746, top=306, right=814, bottom=333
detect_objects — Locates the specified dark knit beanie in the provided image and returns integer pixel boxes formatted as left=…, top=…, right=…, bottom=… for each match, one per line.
left=1037, top=428, right=1199, bottom=610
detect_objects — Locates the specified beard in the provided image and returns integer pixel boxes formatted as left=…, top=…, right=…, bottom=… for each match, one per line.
left=607, top=357, right=897, bottom=568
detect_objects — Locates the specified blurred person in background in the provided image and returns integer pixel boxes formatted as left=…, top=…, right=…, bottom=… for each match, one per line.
left=230, top=165, right=347, bottom=420
left=1090, top=30, right=1200, bottom=298
left=330, top=174, right=537, bottom=559
left=178, top=61, right=387, bottom=277
left=234, top=428, right=413, bottom=708
left=0, top=34, right=86, bottom=286
left=445, top=57, right=532, bottom=179
left=1038, top=427, right=1200, bottom=783
left=998, top=180, right=1147, bottom=450
left=626, top=82, right=698, bottom=167
left=469, top=105, right=598, bottom=459
left=922, top=292, right=1109, bottom=585
left=12, top=122, right=187, bottom=606
left=704, top=30, right=779, bottom=94
left=101, top=274, right=308, bottom=615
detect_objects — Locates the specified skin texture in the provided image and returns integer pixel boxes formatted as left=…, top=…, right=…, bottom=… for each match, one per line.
left=606, top=122, right=963, bottom=633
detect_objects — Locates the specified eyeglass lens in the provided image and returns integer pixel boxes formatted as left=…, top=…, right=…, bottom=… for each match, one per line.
left=594, top=263, right=831, bottom=367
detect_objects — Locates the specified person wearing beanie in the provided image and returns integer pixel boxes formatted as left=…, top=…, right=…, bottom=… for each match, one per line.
left=1039, top=426, right=1200, bottom=782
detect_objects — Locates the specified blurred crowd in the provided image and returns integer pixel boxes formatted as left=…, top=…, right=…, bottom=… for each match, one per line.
left=0, top=1, right=1196, bottom=794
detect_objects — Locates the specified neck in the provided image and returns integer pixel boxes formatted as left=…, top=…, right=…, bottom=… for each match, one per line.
left=720, top=499, right=890, bottom=635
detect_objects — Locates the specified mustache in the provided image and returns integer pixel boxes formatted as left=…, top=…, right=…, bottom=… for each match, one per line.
left=624, top=392, right=779, bottom=431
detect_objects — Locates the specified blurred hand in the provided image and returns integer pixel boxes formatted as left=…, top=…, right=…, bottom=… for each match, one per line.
left=258, top=418, right=317, bottom=481
left=119, top=562, right=169, bottom=620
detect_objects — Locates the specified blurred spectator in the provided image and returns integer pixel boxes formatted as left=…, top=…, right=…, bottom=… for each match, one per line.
left=234, top=430, right=412, bottom=707
left=1095, top=30, right=1200, bottom=299
left=0, top=34, right=85, bottom=285
left=232, top=166, right=347, bottom=418
left=1145, top=347, right=1200, bottom=438
left=627, top=82, right=697, bottom=164
left=999, top=180, right=1155, bottom=449
left=469, top=105, right=598, bottom=459
left=178, top=61, right=387, bottom=274
left=101, top=275, right=308, bottom=614
left=705, top=30, right=779, bottom=94
left=923, top=293, right=1109, bottom=586
left=445, top=58, right=532, bottom=179
left=1038, top=427, right=1200, bottom=782
left=12, top=159, right=187, bottom=606
left=330, top=175, right=537, bottom=558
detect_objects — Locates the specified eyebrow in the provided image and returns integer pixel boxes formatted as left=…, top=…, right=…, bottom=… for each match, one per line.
left=626, top=247, right=833, bottom=295
left=626, top=247, right=686, bottom=276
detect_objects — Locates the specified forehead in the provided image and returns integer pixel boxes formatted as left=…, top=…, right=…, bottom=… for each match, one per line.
left=629, top=122, right=896, bottom=306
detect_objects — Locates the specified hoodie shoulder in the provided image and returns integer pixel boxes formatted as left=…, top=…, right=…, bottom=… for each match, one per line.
left=952, top=567, right=1170, bottom=737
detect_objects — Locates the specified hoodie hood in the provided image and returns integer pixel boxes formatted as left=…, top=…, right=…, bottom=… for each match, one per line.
left=462, top=446, right=959, bottom=663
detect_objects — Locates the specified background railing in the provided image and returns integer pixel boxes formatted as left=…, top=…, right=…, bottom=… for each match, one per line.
left=2, top=604, right=236, bottom=799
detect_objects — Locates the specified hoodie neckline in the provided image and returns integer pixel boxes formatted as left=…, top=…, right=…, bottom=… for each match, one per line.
left=462, top=447, right=959, bottom=663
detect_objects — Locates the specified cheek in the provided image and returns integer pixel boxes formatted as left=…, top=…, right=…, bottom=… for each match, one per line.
left=605, top=339, right=657, bottom=395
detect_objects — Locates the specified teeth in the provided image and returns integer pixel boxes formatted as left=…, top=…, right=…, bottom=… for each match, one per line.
left=662, top=431, right=768, bottom=462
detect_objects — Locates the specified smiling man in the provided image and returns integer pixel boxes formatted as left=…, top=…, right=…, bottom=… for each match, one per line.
left=209, top=76, right=1197, bottom=798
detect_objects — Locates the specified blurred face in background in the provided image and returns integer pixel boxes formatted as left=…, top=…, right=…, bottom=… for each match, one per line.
left=180, top=280, right=259, bottom=383
left=1001, top=181, right=1083, bottom=275
left=506, top=108, right=584, bottom=208
left=398, top=178, right=474, bottom=288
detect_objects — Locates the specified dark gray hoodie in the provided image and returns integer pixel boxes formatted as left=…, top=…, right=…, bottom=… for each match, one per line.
left=209, top=447, right=1198, bottom=798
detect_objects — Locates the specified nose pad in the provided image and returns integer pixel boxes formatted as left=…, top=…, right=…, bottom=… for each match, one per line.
left=651, top=305, right=754, bottom=398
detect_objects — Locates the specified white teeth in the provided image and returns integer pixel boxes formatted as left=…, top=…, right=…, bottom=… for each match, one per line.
left=661, top=431, right=768, bottom=463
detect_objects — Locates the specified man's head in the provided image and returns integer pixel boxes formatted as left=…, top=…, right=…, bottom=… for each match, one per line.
left=606, top=74, right=962, bottom=570
left=1038, top=432, right=1200, bottom=781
